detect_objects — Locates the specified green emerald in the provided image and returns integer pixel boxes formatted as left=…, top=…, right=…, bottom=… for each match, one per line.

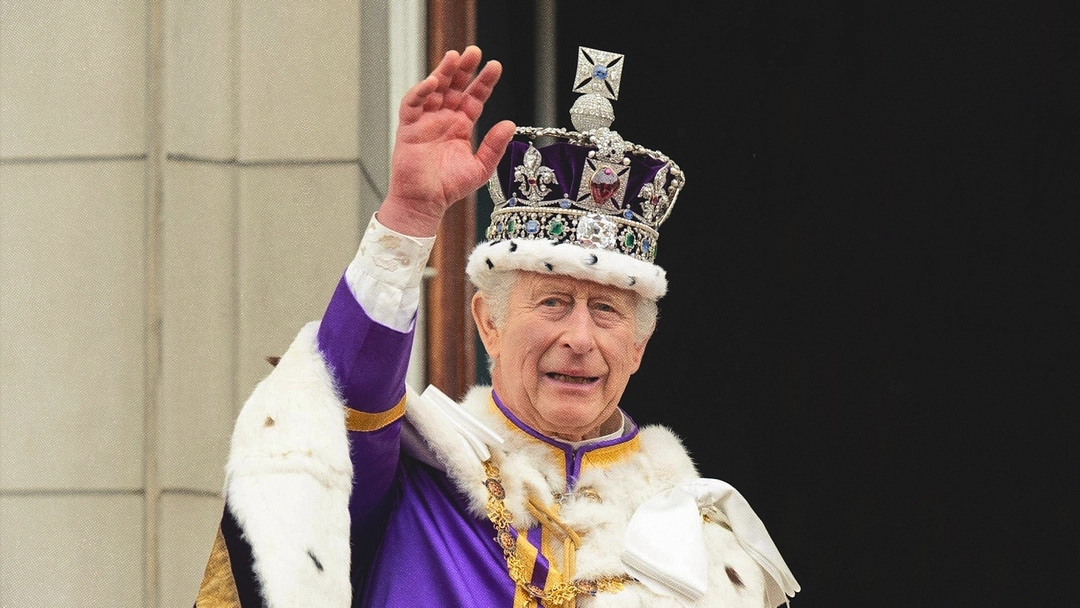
left=549, top=220, right=564, bottom=236
left=624, top=232, right=636, bottom=249
left=507, top=219, right=516, bottom=233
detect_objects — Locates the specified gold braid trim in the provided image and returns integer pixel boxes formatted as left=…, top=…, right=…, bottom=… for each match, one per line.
left=483, top=460, right=635, bottom=607
left=345, top=394, right=406, bottom=431
left=195, top=526, right=242, bottom=608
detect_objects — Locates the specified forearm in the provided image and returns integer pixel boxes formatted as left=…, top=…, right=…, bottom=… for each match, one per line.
left=317, top=215, right=434, bottom=557
left=317, top=214, right=434, bottom=411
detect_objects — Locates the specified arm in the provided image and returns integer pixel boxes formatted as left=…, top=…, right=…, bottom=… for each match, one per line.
left=321, top=44, right=515, bottom=541
left=196, top=46, right=514, bottom=607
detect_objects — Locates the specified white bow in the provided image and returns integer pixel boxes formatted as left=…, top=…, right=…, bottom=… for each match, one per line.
left=622, top=478, right=800, bottom=607
left=404, top=384, right=505, bottom=464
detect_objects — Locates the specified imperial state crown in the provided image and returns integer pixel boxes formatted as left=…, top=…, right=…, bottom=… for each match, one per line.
left=466, top=47, right=685, bottom=301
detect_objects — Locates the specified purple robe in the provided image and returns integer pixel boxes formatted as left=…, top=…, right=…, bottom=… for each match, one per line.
left=202, top=274, right=641, bottom=607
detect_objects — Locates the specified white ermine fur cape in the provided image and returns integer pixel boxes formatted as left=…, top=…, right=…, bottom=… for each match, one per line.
left=223, top=322, right=772, bottom=607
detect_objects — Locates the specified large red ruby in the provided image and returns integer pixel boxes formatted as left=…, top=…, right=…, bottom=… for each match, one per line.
left=590, top=168, right=618, bottom=203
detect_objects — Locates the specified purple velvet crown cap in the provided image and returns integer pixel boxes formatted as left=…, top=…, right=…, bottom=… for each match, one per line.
left=492, top=140, right=670, bottom=220
left=482, top=131, right=683, bottom=267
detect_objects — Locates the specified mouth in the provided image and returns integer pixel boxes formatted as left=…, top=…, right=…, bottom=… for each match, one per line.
left=546, top=372, right=599, bottom=385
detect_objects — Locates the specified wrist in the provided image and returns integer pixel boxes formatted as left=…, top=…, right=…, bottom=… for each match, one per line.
left=376, top=198, right=443, bottom=238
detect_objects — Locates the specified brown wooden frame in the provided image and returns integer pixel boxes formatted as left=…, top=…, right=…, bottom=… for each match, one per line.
left=425, top=0, right=478, bottom=400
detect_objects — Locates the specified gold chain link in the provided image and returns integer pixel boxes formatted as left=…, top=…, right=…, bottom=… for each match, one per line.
left=482, top=460, right=634, bottom=607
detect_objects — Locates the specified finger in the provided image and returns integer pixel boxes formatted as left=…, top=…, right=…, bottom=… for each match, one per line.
left=474, top=120, right=517, bottom=174
left=421, top=90, right=445, bottom=113
left=464, top=60, right=502, bottom=104
left=445, top=56, right=480, bottom=112
left=459, top=95, right=483, bottom=123
left=449, top=45, right=483, bottom=93
left=460, top=45, right=482, bottom=70
left=443, top=88, right=466, bottom=114
left=398, top=74, right=439, bottom=124
left=400, top=52, right=458, bottom=122
left=431, top=49, right=461, bottom=93
left=401, top=73, right=438, bottom=109
left=460, top=60, right=503, bottom=121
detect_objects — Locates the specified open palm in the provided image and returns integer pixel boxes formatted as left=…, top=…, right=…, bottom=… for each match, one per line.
left=381, top=46, right=516, bottom=237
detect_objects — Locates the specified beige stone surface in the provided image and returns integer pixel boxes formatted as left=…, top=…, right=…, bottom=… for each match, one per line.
left=159, top=162, right=236, bottom=492
left=165, top=0, right=237, bottom=159
left=157, top=492, right=225, bottom=608
left=0, top=161, right=146, bottom=490
left=0, top=493, right=144, bottom=606
left=237, top=0, right=360, bottom=161
left=0, top=0, right=147, bottom=158
left=358, top=0, right=392, bottom=198
left=236, top=164, right=360, bottom=400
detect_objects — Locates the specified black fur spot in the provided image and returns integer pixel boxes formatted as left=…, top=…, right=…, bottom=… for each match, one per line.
left=586, top=254, right=598, bottom=265
left=509, top=241, right=518, bottom=252
left=485, top=258, right=494, bottom=269
left=544, top=262, right=553, bottom=271
left=725, top=566, right=744, bottom=588
left=628, top=276, right=636, bottom=286
left=308, top=550, right=324, bottom=572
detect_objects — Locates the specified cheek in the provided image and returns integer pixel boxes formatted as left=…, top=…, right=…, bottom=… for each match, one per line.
left=605, top=338, right=643, bottom=374
left=504, top=339, right=541, bottom=383
left=513, top=327, right=556, bottom=362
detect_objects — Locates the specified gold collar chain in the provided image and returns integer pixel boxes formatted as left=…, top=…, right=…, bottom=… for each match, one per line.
left=482, top=460, right=635, bottom=607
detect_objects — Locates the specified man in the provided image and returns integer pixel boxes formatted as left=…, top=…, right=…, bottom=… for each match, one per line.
left=196, top=45, right=799, bottom=608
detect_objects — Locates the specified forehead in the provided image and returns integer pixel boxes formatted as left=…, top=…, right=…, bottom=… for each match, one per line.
left=513, top=272, right=638, bottom=303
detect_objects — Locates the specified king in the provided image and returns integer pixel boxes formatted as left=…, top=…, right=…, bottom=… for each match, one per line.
left=195, top=45, right=799, bottom=608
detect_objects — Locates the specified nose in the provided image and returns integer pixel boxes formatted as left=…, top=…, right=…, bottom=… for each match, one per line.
left=561, top=302, right=597, bottom=354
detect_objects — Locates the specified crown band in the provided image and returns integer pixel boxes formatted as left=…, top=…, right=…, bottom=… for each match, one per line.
left=486, top=206, right=659, bottom=262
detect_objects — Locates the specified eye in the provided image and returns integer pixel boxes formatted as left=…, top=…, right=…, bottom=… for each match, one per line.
left=591, top=299, right=628, bottom=317
left=538, top=296, right=571, bottom=311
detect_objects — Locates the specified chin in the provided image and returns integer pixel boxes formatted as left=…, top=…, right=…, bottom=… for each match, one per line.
left=537, top=402, right=606, bottom=436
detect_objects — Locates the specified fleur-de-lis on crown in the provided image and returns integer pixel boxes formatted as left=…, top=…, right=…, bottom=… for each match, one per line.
left=513, top=143, right=558, bottom=203
left=638, top=163, right=671, bottom=223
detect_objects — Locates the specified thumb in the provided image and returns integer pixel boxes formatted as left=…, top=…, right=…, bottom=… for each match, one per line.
left=474, top=120, right=516, bottom=175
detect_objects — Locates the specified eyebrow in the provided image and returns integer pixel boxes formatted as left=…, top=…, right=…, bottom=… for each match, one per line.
left=529, top=281, right=633, bottom=305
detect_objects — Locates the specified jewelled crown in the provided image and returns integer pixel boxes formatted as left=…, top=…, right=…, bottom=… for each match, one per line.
left=468, top=47, right=684, bottom=300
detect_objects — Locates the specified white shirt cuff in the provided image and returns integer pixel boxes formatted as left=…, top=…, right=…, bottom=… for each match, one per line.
left=344, top=214, right=435, bottom=332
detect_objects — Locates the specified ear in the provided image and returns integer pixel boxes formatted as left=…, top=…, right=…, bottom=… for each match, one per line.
left=471, top=291, right=501, bottom=360
left=627, top=320, right=655, bottom=375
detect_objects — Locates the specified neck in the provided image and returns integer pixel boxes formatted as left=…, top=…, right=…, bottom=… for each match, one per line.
left=550, top=408, right=624, bottom=443
left=490, top=390, right=625, bottom=443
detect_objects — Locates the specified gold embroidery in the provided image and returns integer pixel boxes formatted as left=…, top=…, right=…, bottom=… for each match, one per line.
left=195, top=527, right=241, bottom=608
left=580, top=435, right=640, bottom=469
left=488, top=396, right=569, bottom=472
left=483, top=460, right=634, bottom=607
left=345, top=395, right=406, bottom=432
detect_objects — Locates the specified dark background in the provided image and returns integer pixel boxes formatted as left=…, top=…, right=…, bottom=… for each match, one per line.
left=477, top=1, right=1078, bottom=606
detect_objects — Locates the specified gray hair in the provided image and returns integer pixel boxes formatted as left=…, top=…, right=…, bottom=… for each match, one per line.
left=471, top=270, right=658, bottom=344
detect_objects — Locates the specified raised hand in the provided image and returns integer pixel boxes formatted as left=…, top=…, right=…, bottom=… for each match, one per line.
left=379, top=45, right=517, bottom=237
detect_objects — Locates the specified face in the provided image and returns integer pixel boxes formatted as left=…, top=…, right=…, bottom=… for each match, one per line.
left=473, top=272, right=652, bottom=442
